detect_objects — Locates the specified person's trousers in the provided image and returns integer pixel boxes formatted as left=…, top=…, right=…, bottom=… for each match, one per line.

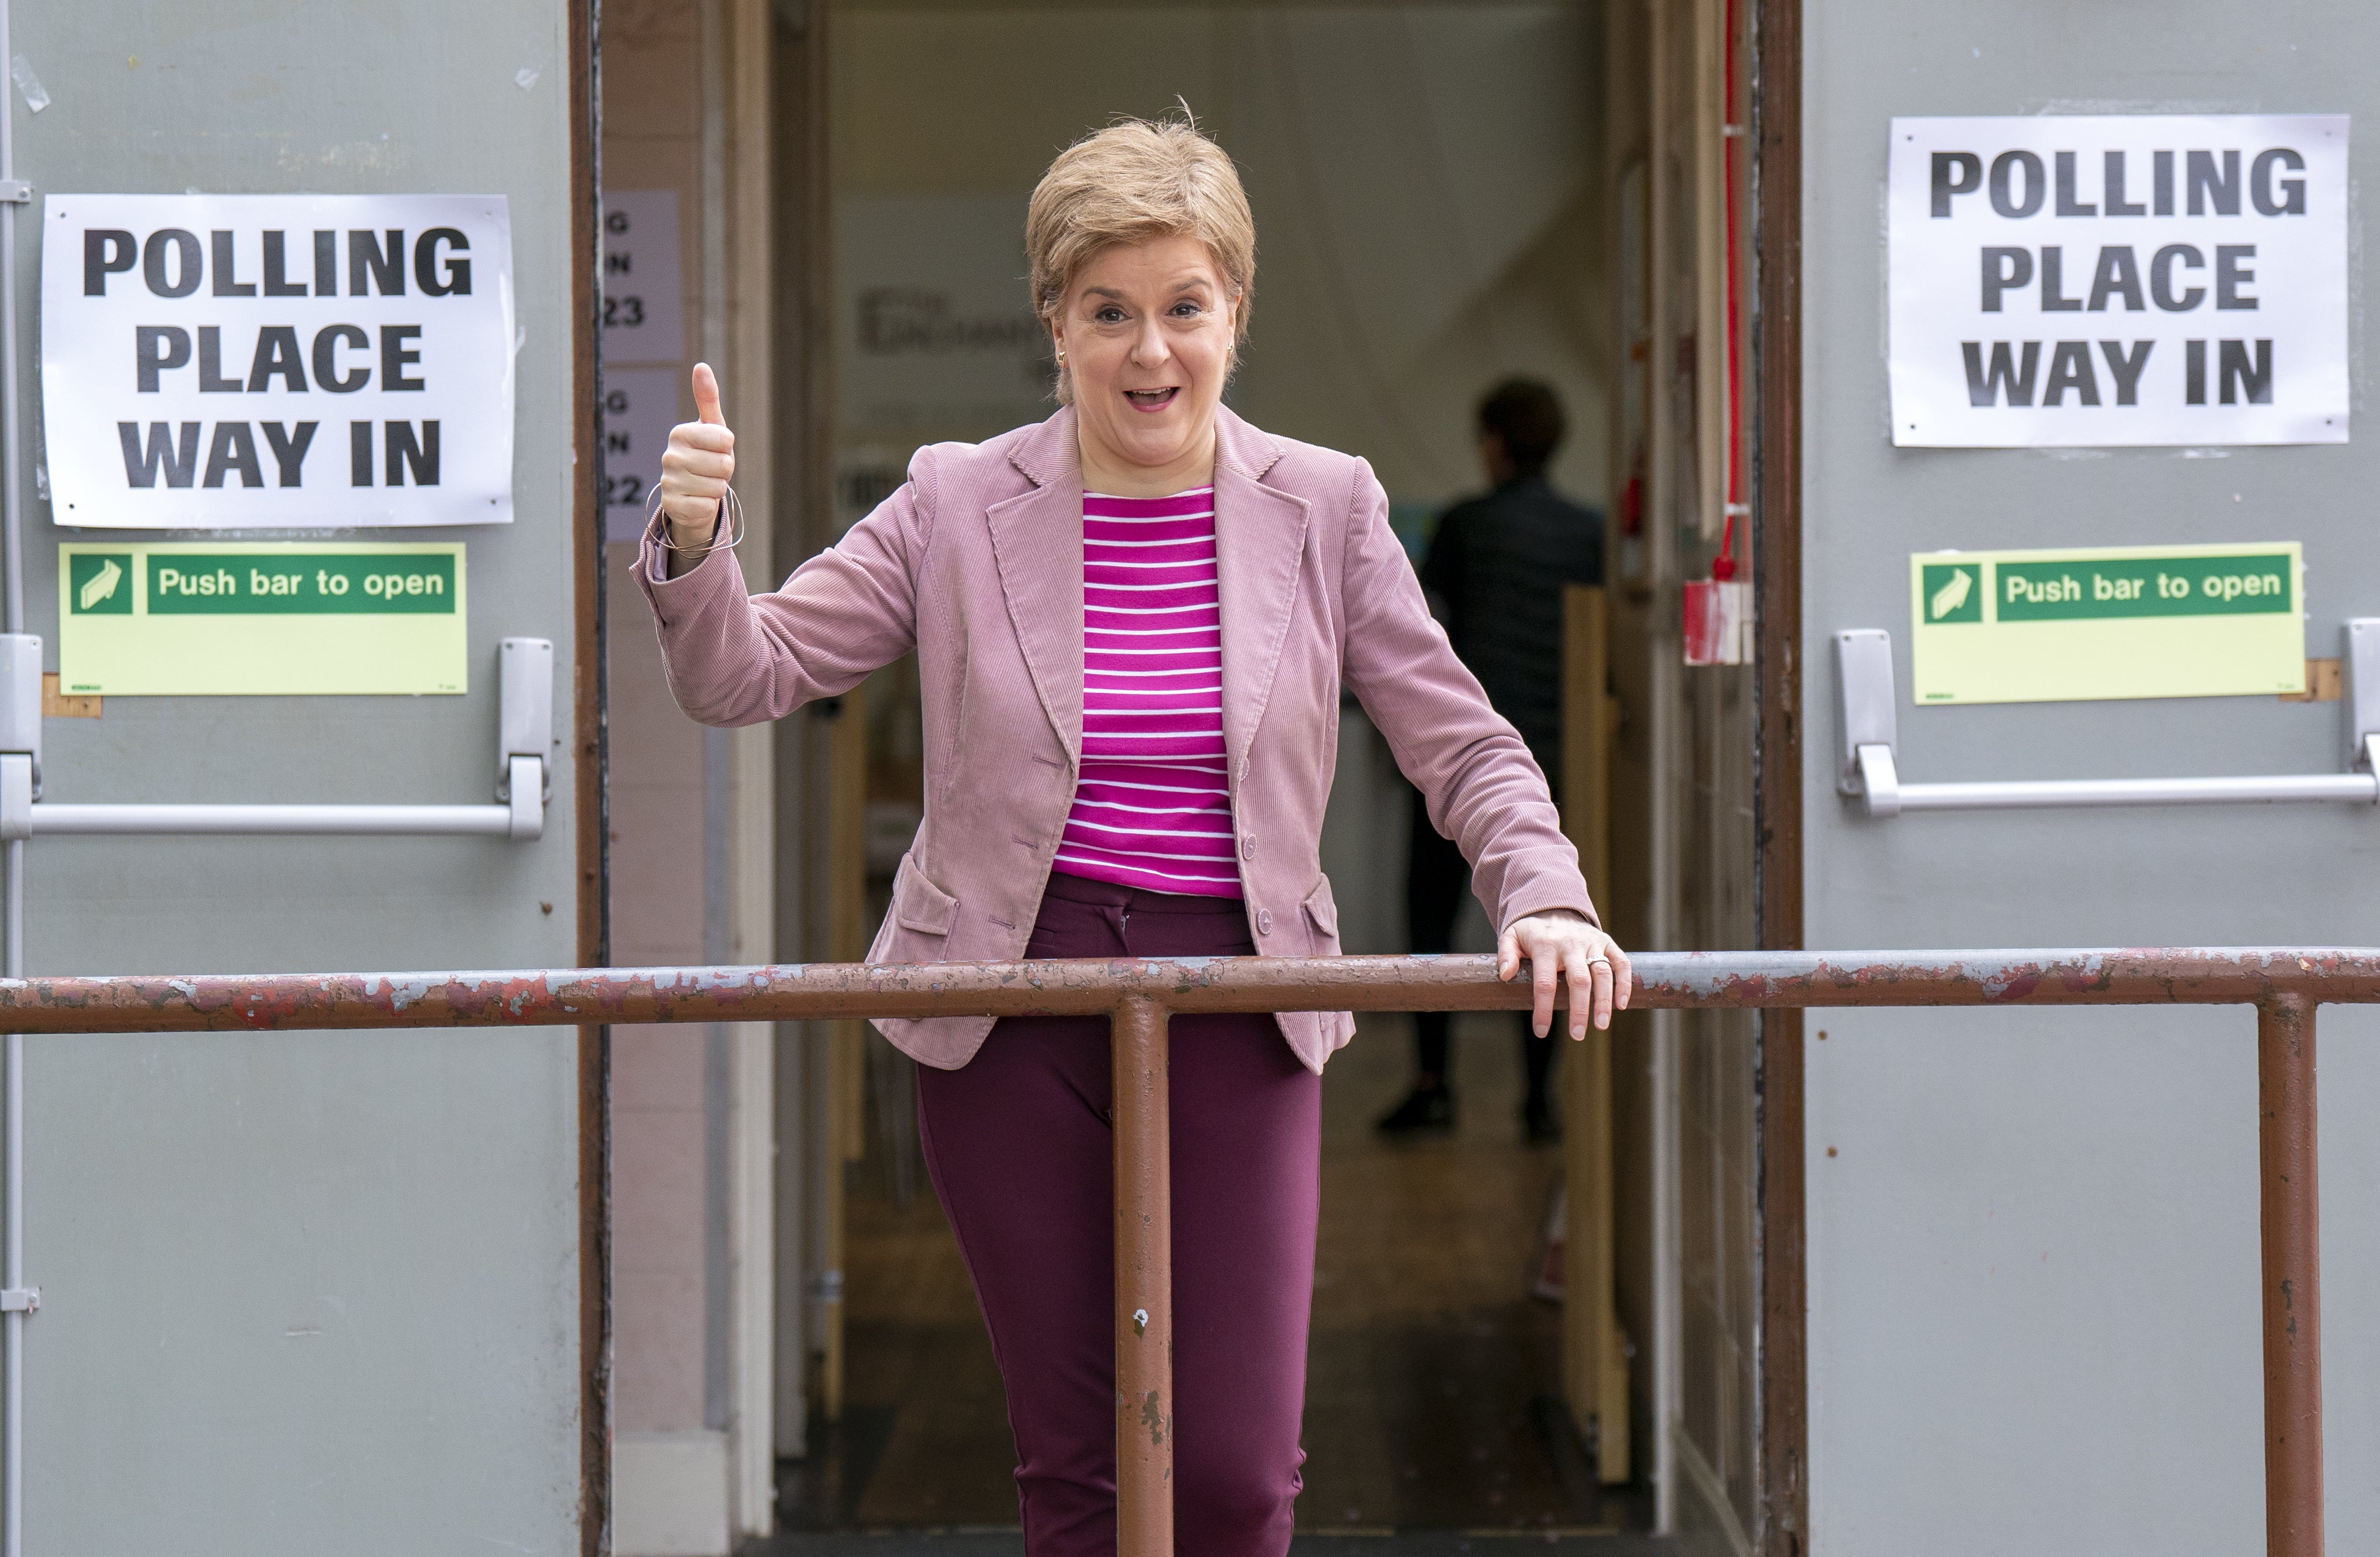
left=1405, top=785, right=1553, bottom=1101
left=916, top=871, right=1320, bottom=1557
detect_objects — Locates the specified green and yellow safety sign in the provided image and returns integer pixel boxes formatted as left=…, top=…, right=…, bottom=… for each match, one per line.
left=59, top=542, right=467, bottom=695
left=1909, top=542, right=2304, bottom=705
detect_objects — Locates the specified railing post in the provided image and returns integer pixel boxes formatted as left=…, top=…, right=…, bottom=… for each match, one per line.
left=1112, top=995, right=1174, bottom=1557
left=2256, top=993, right=2322, bottom=1557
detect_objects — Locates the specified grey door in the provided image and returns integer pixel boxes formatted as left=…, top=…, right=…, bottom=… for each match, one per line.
left=9, top=7, right=595, bottom=1554
left=1798, top=5, right=2380, bottom=1553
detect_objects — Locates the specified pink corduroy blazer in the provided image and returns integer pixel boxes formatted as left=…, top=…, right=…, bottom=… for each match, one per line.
left=636, top=405, right=1597, bottom=1073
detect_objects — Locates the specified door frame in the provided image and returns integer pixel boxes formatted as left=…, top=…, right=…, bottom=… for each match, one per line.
left=770, top=0, right=840, bottom=1479
left=719, top=5, right=1818, bottom=1545
left=568, top=1, right=610, bottom=1551
left=1750, top=0, right=1807, bottom=1552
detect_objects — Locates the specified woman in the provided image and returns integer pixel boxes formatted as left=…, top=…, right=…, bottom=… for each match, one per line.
left=642, top=115, right=1631, bottom=1557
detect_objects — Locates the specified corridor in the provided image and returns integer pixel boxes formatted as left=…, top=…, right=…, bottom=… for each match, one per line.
left=774, top=1011, right=1652, bottom=1538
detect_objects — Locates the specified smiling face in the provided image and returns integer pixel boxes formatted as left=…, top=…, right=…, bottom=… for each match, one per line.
left=1051, top=234, right=1238, bottom=497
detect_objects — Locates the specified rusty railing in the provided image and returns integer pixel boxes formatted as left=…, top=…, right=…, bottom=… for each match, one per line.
left=1, top=945, right=2368, bottom=1557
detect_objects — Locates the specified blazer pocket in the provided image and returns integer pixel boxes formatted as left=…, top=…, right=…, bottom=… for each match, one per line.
left=1301, top=875, right=1340, bottom=941
left=892, top=853, right=959, bottom=937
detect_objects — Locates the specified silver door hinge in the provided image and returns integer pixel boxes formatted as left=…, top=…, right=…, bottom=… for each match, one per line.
left=1, top=1288, right=39, bottom=1313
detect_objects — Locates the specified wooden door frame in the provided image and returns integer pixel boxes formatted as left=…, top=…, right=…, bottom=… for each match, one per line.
left=567, top=2, right=610, bottom=1553
left=769, top=0, right=840, bottom=1469
left=604, top=7, right=1818, bottom=1545
left=1750, top=0, right=1807, bottom=1552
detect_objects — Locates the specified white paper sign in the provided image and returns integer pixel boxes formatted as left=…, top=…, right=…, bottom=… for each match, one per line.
left=602, top=190, right=684, bottom=365
left=41, top=193, right=516, bottom=527
left=1888, top=116, right=2347, bottom=447
left=601, top=367, right=682, bottom=542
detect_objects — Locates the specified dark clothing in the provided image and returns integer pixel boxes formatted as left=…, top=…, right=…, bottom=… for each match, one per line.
left=916, top=870, right=1317, bottom=1557
left=1405, top=787, right=1552, bottom=1095
left=1400, top=473, right=1598, bottom=1110
left=1419, top=473, right=1604, bottom=786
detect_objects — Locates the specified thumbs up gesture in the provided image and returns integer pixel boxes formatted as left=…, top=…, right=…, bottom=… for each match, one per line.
left=658, top=362, right=735, bottom=551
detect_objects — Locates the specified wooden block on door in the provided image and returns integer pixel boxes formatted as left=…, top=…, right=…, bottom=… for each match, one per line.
left=42, top=674, right=100, bottom=719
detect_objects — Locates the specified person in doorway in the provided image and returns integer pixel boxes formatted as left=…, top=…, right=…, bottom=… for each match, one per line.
left=1376, top=380, right=1606, bottom=1144
left=640, top=115, right=1629, bottom=1557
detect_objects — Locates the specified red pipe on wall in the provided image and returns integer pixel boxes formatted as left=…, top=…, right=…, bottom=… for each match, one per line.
left=1716, top=0, right=1745, bottom=580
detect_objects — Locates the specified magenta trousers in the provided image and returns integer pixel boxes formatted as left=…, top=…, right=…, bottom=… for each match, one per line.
left=916, top=871, right=1321, bottom=1557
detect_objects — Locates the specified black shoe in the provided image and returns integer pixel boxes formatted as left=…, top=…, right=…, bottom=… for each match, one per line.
left=1522, top=1098, right=1561, bottom=1145
left=1376, top=1084, right=1456, bottom=1135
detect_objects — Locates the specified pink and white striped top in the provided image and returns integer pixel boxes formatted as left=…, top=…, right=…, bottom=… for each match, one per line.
left=1051, top=486, right=1242, bottom=898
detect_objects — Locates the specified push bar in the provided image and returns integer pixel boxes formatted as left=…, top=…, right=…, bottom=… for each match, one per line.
left=0, top=636, right=552, bottom=841
left=1836, top=621, right=2380, bottom=817
left=26, top=784, right=539, bottom=839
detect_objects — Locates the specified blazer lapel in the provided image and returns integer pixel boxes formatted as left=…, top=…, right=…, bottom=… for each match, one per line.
left=1212, top=408, right=1309, bottom=785
left=986, top=411, right=1086, bottom=765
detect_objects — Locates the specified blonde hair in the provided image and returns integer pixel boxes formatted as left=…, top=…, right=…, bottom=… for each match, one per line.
left=1025, top=110, right=1256, bottom=404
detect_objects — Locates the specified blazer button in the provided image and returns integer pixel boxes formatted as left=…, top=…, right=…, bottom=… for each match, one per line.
left=1256, top=909, right=1273, bottom=935
left=1240, top=837, right=1255, bottom=860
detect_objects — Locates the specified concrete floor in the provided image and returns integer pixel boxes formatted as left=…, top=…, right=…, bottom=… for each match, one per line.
left=749, top=1537, right=1669, bottom=1557
left=773, top=1010, right=1651, bottom=1543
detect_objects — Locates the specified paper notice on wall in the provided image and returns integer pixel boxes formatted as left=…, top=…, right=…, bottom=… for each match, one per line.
left=41, top=194, right=516, bottom=527
left=1888, top=116, right=2347, bottom=447
left=601, top=367, right=683, bottom=542
left=602, top=189, right=684, bottom=365
left=1908, top=542, right=2305, bottom=704
left=59, top=541, right=468, bottom=695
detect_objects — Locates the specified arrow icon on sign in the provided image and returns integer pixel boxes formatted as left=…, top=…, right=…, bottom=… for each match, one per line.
left=79, top=559, right=123, bottom=612
left=1930, top=567, right=1973, bottom=621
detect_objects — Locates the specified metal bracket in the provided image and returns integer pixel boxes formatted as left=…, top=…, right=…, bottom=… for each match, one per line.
left=0, top=635, right=39, bottom=800
left=2347, top=619, right=2379, bottom=771
left=0, top=757, right=28, bottom=843
left=1832, top=629, right=1897, bottom=798
left=1855, top=742, right=1902, bottom=818
left=0, top=1289, right=38, bottom=1314
left=0, top=181, right=30, bottom=205
left=0, top=633, right=36, bottom=841
left=495, top=637, right=555, bottom=810
left=1835, top=621, right=2380, bottom=816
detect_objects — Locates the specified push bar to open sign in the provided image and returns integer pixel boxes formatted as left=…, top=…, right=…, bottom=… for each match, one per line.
left=0, top=636, right=553, bottom=842
left=1836, top=620, right=2380, bottom=818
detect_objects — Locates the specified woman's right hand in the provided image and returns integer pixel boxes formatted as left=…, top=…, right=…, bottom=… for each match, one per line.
left=659, top=362, right=735, bottom=555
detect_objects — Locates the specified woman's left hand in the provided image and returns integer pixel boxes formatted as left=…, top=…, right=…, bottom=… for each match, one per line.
left=1497, top=910, right=1633, bottom=1040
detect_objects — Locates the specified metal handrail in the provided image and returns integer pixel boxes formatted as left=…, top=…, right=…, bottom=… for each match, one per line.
left=2, top=945, right=2366, bottom=1557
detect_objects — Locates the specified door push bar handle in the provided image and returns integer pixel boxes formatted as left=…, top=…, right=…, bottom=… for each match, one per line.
left=1835, top=621, right=2380, bottom=817
left=0, top=637, right=554, bottom=841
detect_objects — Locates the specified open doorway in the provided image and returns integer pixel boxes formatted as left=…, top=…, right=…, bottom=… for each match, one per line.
left=778, top=0, right=1668, bottom=1539
left=589, top=0, right=1775, bottom=1549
